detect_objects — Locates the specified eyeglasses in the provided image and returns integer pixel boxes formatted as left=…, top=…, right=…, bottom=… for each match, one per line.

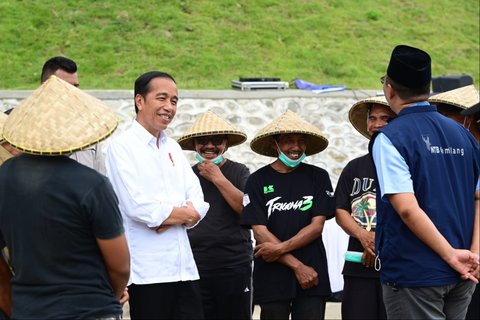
left=380, top=75, right=386, bottom=85
left=195, top=136, right=226, bottom=145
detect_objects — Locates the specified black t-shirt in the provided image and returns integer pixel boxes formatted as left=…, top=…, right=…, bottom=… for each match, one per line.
left=188, top=159, right=253, bottom=271
left=0, top=155, right=124, bottom=319
left=335, top=154, right=379, bottom=278
left=241, top=163, right=335, bottom=303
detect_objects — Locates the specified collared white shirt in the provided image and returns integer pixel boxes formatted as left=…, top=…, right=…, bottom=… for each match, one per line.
left=106, top=120, right=209, bottom=284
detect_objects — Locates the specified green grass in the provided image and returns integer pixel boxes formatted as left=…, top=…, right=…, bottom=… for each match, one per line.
left=0, top=0, right=478, bottom=89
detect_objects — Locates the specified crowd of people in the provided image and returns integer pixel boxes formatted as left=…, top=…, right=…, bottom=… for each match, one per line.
left=0, top=44, right=478, bottom=320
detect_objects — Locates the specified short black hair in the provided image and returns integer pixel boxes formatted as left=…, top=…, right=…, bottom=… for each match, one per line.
left=134, top=71, right=176, bottom=114
left=40, top=56, right=77, bottom=83
left=386, top=75, right=430, bottom=101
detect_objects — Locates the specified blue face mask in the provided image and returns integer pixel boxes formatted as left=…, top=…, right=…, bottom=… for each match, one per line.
left=275, top=140, right=306, bottom=168
left=195, top=152, right=224, bottom=165
left=278, top=151, right=306, bottom=168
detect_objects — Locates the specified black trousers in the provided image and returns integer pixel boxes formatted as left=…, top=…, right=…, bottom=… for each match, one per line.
left=341, top=275, right=386, bottom=320
left=198, top=263, right=253, bottom=320
left=259, top=296, right=326, bottom=320
left=128, top=280, right=204, bottom=320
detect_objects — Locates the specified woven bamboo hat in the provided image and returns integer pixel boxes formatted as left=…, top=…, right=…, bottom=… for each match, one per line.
left=0, top=112, right=7, bottom=143
left=178, top=110, right=247, bottom=150
left=3, top=76, right=118, bottom=155
left=349, top=96, right=390, bottom=139
left=0, top=145, right=13, bottom=165
left=250, top=110, right=328, bottom=157
left=0, top=113, right=13, bottom=165
left=429, top=85, right=479, bottom=111
left=461, top=103, right=480, bottom=116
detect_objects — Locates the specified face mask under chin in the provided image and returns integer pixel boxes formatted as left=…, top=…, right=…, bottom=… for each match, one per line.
left=278, top=151, right=306, bottom=168
left=275, top=141, right=306, bottom=168
left=195, top=152, right=224, bottom=165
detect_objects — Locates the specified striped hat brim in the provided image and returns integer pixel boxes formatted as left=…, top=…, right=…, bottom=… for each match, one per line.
left=429, top=85, right=479, bottom=111
left=460, top=103, right=480, bottom=116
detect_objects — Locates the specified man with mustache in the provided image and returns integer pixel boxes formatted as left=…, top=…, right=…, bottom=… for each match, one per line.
left=178, top=110, right=253, bottom=319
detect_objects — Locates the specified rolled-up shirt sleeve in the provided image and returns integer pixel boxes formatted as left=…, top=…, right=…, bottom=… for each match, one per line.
left=177, top=145, right=209, bottom=229
left=180, top=154, right=209, bottom=220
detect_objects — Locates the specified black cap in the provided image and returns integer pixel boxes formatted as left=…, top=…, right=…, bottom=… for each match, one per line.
left=387, top=45, right=431, bottom=89
left=460, top=103, right=480, bottom=116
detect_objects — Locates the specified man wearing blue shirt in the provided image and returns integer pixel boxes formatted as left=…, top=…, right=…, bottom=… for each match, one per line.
left=370, top=45, right=479, bottom=319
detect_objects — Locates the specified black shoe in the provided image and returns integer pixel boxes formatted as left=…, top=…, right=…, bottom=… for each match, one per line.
left=326, top=290, right=343, bottom=302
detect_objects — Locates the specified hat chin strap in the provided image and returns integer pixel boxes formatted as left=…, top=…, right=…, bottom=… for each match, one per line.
left=462, top=116, right=471, bottom=130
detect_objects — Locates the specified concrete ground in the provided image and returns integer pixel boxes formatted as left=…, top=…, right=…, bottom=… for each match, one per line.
left=325, top=302, right=342, bottom=320
left=122, top=301, right=342, bottom=319
left=253, top=303, right=341, bottom=319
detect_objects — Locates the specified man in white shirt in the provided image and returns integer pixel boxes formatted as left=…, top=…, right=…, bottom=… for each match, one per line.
left=106, top=71, right=210, bottom=320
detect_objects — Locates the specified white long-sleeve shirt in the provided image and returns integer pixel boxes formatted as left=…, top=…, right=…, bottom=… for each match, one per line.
left=106, top=120, right=209, bottom=284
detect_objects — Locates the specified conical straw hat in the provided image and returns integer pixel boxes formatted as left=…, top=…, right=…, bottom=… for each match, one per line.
left=461, top=103, right=480, bottom=116
left=178, top=110, right=247, bottom=150
left=3, top=76, right=118, bottom=155
left=250, top=110, right=328, bottom=157
left=0, top=145, right=13, bottom=165
left=429, top=85, right=479, bottom=111
left=0, top=112, right=14, bottom=165
left=0, top=112, right=7, bottom=143
left=349, top=96, right=390, bottom=139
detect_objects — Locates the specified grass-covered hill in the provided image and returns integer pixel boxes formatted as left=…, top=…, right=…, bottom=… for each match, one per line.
left=0, top=0, right=478, bottom=90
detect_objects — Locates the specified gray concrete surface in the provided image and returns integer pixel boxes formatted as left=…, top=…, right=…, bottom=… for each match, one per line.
left=121, top=301, right=342, bottom=319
